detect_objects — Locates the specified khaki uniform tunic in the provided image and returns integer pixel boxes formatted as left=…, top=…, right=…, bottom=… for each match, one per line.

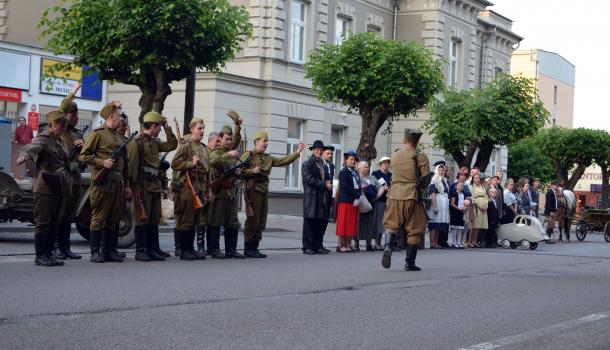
left=240, top=150, right=300, bottom=242
left=79, top=125, right=129, bottom=231
left=383, top=148, right=430, bottom=245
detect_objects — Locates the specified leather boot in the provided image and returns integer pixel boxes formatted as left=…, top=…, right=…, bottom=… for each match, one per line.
left=405, top=244, right=421, bottom=271
left=196, top=226, right=206, bottom=256
left=150, top=225, right=170, bottom=258
left=381, top=232, right=395, bottom=269
left=253, top=241, right=267, bottom=258
left=134, top=226, right=152, bottom=262
left=113, top=229, right=126, bottom=258
left=225, top=228, right=245, bottom=259
left=147, top=225, right=166, bottom=261
left=45, top=229, right=64, bottom=266
left=207, top=226, right=225, bottom=259
left=53, top=224, right=67, bottom=260
left=103, top=229, right=124, bottom=262
left=174, top=229, right=182, bottom=257
left=34, top=234, right=55, bottom=266
left=244, top=241, right=257, bottom=258
left=90, top=230, right=105, bottom=263
left=180, top=230, right=196, bottom=261
left=61, top=222, right=82, bottom=259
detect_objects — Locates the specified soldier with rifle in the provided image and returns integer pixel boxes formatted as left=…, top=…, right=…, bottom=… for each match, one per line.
left=240, top=131, right=304, bottom=258
left=381, top=129, right=432, bottom=271
left=170, top=117, right=210, bottom=260
left=53, top=82, right=84, bottom=260
left=126, top=111, right=178, bottom=261
left=79, top=101, right=133, bottom=263
left=208, top=112, right=246, bottom=259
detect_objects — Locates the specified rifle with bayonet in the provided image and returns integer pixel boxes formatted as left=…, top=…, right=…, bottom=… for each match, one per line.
left=210, top=154, right=253, bottom=193
left=93, top=131, right=138, bottom=185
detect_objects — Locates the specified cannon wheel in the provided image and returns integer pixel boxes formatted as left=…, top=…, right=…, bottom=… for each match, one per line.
left=576, top=223, right=587, bottom=241
left=604, top=222, right=610, bottom=243
left=75, top=196, right=135, bottom=248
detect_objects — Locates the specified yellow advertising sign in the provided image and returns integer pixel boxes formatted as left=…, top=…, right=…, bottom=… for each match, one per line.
left=41, top=58, right=82, bottom=81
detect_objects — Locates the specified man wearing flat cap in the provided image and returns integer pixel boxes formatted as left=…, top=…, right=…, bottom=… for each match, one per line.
left=52, top=82, right=85, bottom=260
left=240, top=130, right=304, bottom=258
left=17, top=110, right=72, bottom=266
left=127, top=111, right=178, bottom=262
left=208, top=113, right=245, bottom=259
left=79, top=101, right=132, bottom=263
left=381, top=129, right=431, bottom=271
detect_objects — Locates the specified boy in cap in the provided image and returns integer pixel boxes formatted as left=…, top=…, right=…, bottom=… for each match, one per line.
left=240, top=130, right=304, bottom=257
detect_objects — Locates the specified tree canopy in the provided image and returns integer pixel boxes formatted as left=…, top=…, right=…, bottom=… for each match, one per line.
left=425, top=74, right=549, bottom=171
left=305, top=32, right=444, bottom=161
left=508, top=136, right=555, bottom=184
left=39, top=0, right=252, bottom=121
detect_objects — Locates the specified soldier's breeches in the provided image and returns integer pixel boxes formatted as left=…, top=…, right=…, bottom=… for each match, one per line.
left=208, top=198, right=240, bottom=229
left=244, top=192, right=268, bottom=242
left=34, top=193, right=68, bottom=235
left=383, top=199, right=426, bottom=246
left=61, top=184, right=81, bottom=224
left=134, top=191, right=161, bottom=226
left=90, top=182, right=124, bottom=231
left=174, top=185, right=207, bottom=230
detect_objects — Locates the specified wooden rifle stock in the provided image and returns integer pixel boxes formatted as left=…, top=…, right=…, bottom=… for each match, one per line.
left=184, top=171, right=204, bottom=209
left=210, top=155, right=252, bottom=193
left=134, top=191, right=148, bottom=220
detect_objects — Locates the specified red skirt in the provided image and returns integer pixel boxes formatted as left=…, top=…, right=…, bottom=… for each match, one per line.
left=336, top=202, right=359, bottom=237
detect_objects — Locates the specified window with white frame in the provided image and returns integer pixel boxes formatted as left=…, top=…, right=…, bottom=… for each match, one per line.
left=285, top=118, right=304, bottom=189
left=335, top=16, right=351, bottom=44
left=330, top=127, right=344, bottom=172
left=290, top=1, right=307, bottom=63
left=489, top=148, right=498, bottom=177
left=366, top=25, right=381, bottom=36
left=448, top=39, right=460, bottom=87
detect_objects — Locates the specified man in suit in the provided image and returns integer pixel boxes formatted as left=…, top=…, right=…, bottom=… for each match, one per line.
left=488, top=175, right=503, bottom=222
left=544, top=180, right=559, bottom=243
left=301, top=140, right=332, bottom=255
left=486, top=187, right=500, bottom=248
left=319, top=145, right=335, bottom=253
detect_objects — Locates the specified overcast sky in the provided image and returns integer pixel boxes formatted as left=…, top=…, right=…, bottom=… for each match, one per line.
left=492, top=0, right=609, bottom=132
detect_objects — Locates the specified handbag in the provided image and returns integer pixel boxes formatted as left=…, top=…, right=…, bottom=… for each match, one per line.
left=358, top=193, right=373, bottom=213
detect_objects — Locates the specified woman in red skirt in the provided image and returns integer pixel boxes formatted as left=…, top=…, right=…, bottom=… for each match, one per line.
left=336, top=151, right=362, bottom=252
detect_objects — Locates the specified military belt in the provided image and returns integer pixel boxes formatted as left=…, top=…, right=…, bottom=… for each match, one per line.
left=105, top=170, right=123, bottom=182
left=143, top=166, right=159, bottom=175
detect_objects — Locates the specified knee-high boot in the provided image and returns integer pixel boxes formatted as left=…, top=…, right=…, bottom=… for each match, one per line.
left=207, top=226, right=225, bottom=259
left=381, top=232, right=396, bottom=269
left=150, top=225, right=170, bottom=258
left=90, top=230, right=104, bottom=263
left=134, top=226, right=151, bottom=261
left=225, top=228, right=245, bottom=259
left=35, top=233, right=56, bottom=266
left=405, top=244, right=421, bottom=271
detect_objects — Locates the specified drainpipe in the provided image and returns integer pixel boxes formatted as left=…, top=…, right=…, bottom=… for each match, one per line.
left=393, top=0, right=399, bottom=41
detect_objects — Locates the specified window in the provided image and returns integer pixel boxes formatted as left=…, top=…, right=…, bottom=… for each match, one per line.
left=335, top=17, right=351, bottom=44
left=366, top=25, right=381, bottom=36
left=553, top=85, right=558, bottom=126
left=448, top=40, right=459, bottom=87
left=285, top=118, right=304, bottom=188
left=290, top=1, right=307, bottom=63
left=494, top=67, right=503, bottom=78
left=489, top=149, right=497, bottom=177
left=330, top=127, right=344, bottom=172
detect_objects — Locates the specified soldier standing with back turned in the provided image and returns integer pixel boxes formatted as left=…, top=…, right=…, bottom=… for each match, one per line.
left=126, top=111, right=178, bottom=261
left=79, top=101, right=131, bottom=263
left=381, top=129, right=431, bottom=271
left=240, top=131, right=304, bottom=258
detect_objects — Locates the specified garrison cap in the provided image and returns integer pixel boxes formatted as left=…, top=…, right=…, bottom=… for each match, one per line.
left=226, top=110, right=240, bottom=123
left=143, top=111, right=165, bottom=124
left=100, top=103, right=116, bottom=120
left=46, top=110, right=66, bottom=123
left=404, top=128, right=423, bottom=144
left=220, top=125, right=233, bottom=135
left=253, top=131, right=268, bottom=141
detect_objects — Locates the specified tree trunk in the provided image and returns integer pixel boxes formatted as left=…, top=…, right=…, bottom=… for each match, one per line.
left=473, top=141, right=494, bottom=173
left=356, top=105, right=387, bottom=163
left=136, top=68, right=172, bottom=125
left=450, top=140, right=479, bottom=169
left=138, top=73, right=156, bottom=124
left=565, top=164, right=587, bottom=191
left=601, top=166, right=609, bottom=209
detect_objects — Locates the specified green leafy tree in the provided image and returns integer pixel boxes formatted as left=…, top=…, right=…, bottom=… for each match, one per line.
left=39, top=0, right=252, bottom=122
left=537, top=127, right=601, bottom=191
left=592, top=130, right=610, bottom=208
left=305, top=32, right=445, bottom=161
left=508, top=136, right=555, bottom=183
left=425, top=74, right=549, bottom=172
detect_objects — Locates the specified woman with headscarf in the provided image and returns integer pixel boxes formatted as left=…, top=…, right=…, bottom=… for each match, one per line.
left=427, top=164, right=450, bottom=249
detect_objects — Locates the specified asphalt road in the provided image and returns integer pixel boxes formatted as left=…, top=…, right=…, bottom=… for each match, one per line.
left=1, top=222, right=610, bottom=350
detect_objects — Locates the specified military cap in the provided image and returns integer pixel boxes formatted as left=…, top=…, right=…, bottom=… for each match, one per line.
left=404, top=128, right=423, bottom=143
left=143, top=111, right=165, bottom=124
left=226, top=110, right=240, bottom=123
left=253, top=131, right=268, bottom=141
left=100, top=103, right=116, bottom=120
left=68, top=102, right=78, bottom=113
left=46, top=110, right=66, bottom=123
left=220, top=125, right=233, bottom=135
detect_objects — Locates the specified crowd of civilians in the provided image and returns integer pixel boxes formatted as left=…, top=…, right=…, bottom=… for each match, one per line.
left=305, top=147, right=576, bottom=255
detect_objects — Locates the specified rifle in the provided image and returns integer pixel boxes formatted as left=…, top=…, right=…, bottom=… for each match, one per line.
left=182, top=141, right=204, bottom=209
left=412, top=153, right=434, bottom=212
left=134, top=137, right=148, bottom=221
left=68, top=125, right=89, bottom=161
left=210, top=154, right=253, bottom=193
left=93, top=131, right=138, bottom=186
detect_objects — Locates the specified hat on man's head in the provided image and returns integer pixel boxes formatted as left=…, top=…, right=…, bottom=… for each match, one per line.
left=309, top=140, right=325, bottom=150
left=143, top=111, right=165, bottom=124
left=404, top=128, right=423, bottom=144
left=68, top=102, right=78, bottom=113
left=219, top=125, right=233, bottom=135
left=46, top=110, right=66, bottom=124
left=100, top=103, right=116, bottom=120
left=433, top=160, right=446, bottom=167
left=253, top=131, right=268, bottom=141
left=343, top=150, right=358, bottom=161
left=378, top=156, right=391, bottom=164
left=324, top=145, right=335, bottom=151
left=551, top=180, right=561, bottom=185
left=534, top=178, right=541, bottom=182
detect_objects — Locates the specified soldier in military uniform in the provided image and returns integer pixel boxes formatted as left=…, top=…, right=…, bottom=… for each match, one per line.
left=381, top=129, right=431, bottom=271
left=79, top=101, right=131, bottom=263
left=126, top=111, right=178, bottom=261
left=53, top=82, right=84, bottom=260
left=17, top=110, right=72, bottom=266
left=240, top=131, right=304, bottom=258
left=208, top=115, right=245, bottom=259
